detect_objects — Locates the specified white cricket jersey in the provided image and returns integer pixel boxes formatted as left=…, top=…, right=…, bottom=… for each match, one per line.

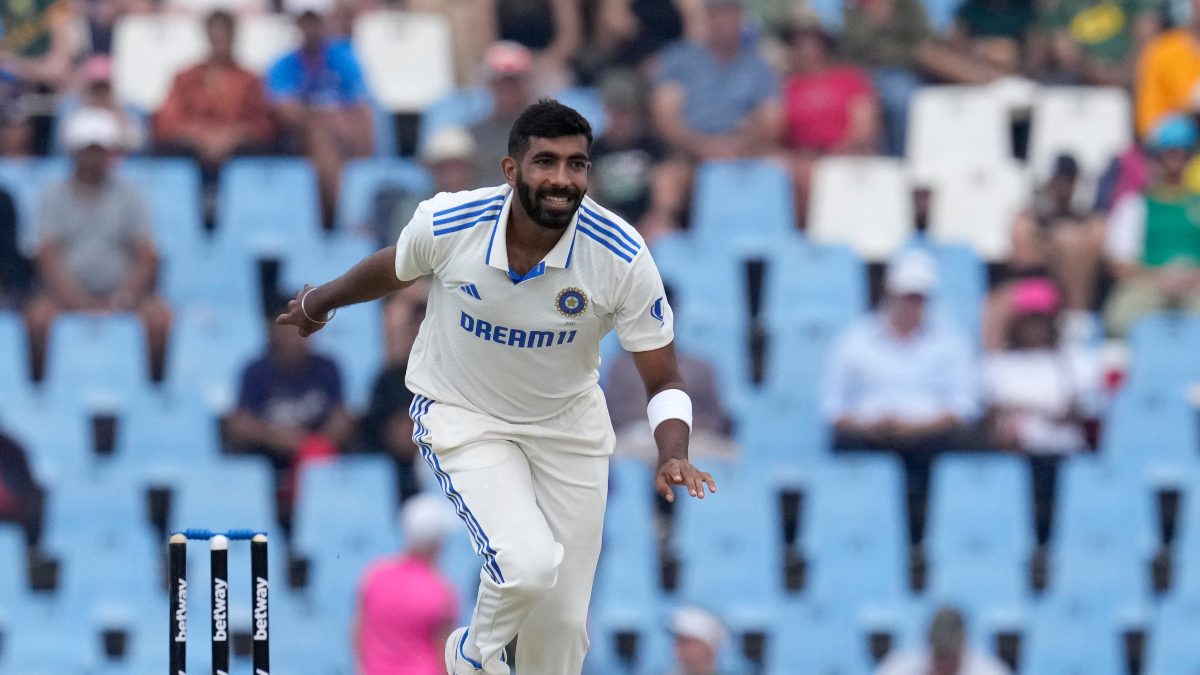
left=395, top=184, right=674, bottom=423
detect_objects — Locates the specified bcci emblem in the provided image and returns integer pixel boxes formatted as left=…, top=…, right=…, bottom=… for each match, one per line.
left=556, top=287, right=589, bottom=317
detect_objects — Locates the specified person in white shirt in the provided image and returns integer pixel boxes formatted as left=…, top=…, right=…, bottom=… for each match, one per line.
left=664, top=606, right=730, bottom=675
left=876, top=607, right=1011, bottom=675
left=822, top=248, right=979, bottom=544
left=276, top=99, right=715, bottom=675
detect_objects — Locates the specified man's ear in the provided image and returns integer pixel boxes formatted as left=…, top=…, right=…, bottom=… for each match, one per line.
left=501, top=156, right=517, bottom=186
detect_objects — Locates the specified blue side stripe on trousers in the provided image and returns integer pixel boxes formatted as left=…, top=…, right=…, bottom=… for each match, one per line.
left=409, top=395, right=505, bottom=584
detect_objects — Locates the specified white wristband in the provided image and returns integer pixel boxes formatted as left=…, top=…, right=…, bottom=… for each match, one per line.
left=647, top=389, right=692, bottom=433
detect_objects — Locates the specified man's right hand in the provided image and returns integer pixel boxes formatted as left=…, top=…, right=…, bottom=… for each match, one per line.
left=275, top=284, right=330, bottom=337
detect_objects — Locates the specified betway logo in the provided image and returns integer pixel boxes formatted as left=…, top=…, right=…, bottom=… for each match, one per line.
left=174, top=579, right=188, bottom=642
left=212, top=578, right=228, bottom=641
left=253, top=576, right=269, bottom=640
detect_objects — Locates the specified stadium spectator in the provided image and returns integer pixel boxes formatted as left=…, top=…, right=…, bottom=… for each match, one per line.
left=80, top=0, right=150, bottom=56
left=604, top=287, right=736, bottom=463
left=359, top=363, right=424, bottom=505
left=984, top=153, right=1105, bottom=349
left=354, top=493, right=460, bottom=675
left=1032, top=0, right=1160, bottom=86
left=0, top=89, right=31, bottom=157
left=664, top=605, right=728, bottom=675
left=24, top=107, right=172, bottom=381
left=840, top=0, right=1015, bottom=155
left=266, top=10, right=373, bottom=230
left=1103, top=114, right=1200, bottom=337
left=582, top=0, right=696, bottom=78
left=876, top=607, right=1011, bottom=675
left=1134, top=0, right=1200, bottom=136
left=383, top=278, right=430, bottom=367
left=650, top=0, right=781, bottom=226
left=1, top=0, right=80, bottom=154
left=822, top=249, right=979, bottom=543
left=0, top=431, right=45, bottom=550
left=781, top=19, right=881, bottom=226
left=588, top=70, right=675, bottom=242
left=982, top=278, right=1101, bottom=543
left=469, top=41, right=539, bottom=186
left=155, top=10, right=275, bottom=218
left=488, top=0, right=583, bottom=91
left=0, top=184, right=32, bottom=308
left=226, top=304, right=355, bottom=530
left=368, top=127, right=477, bottom=248
left=67, top=55, right=146, bottom=153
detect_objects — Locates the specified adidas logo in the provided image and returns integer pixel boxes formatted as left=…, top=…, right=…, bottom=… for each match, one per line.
left=460, top=284, right=481, bottom=300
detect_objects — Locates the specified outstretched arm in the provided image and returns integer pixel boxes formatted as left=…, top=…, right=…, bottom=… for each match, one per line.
left=276, top=246, right=412, bottom=336
left=631, top=343, right=717, bottom=502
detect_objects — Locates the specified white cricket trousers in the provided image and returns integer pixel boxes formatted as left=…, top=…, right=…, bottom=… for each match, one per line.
left=409, top=388, right=613, bottom=675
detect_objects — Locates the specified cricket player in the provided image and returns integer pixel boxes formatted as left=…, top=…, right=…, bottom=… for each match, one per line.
left=277, top=99, right=715, bottom=675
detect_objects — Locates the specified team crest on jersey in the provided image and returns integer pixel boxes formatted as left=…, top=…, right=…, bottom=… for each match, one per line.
left=556, top=287, right=589, bottom=317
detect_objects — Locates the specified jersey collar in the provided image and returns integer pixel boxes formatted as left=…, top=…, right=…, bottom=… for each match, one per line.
left=484, top=186, right=580, bottom=276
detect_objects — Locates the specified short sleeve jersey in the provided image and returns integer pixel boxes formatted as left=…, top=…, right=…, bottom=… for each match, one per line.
left=395, top=185, right=674, bottom=423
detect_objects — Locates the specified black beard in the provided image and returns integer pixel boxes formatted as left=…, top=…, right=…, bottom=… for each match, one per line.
left=515, top=174, right=583, bottom=230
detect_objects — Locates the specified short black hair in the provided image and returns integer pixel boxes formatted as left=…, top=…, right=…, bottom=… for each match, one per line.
left=205, top=9, right=235, bottom=32
left=507, top=98, right=593, bottom=160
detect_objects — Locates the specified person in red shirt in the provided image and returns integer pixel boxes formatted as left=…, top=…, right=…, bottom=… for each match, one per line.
left=354, top=493, right=461, bottom=675
left=781, top=20, right=881, bottom=227
left=153, top=10, right=274, bottom=206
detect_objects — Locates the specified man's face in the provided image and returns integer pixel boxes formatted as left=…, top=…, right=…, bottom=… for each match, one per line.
left=708, top=4, right=744, bottom=52
left=889, top=293, right=927, bottom=334
left=431, top=157, right=475, bottom=194
left=931, top=646, right=964, bottom=675
left=207, top=18, right=235, bottom=60
left=675, top=636, right=716, bottom=674
left=299, top=15, right=324, bottom=50
left=1159, top=147, right=1191, bottom=182
left=268, top=320, right=310, bottom=368
left=508, top=135, right=590, bottom=230
left=491, top=74, right=532, bottom=118
left=74, top=144, right=112, bottom=177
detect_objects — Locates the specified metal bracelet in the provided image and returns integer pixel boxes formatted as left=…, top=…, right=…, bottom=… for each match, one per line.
left=300, top=288, right=336, bottom=324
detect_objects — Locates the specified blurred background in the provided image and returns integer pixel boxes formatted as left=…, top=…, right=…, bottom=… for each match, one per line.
left=1, top=0, right=1200, bottom=672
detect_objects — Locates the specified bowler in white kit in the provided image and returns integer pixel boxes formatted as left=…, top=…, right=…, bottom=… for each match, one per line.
left=277, top=99, right=715, bottom=675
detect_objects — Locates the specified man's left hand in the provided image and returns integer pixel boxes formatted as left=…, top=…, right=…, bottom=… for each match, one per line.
left=655, top=457, right=716, bottom=503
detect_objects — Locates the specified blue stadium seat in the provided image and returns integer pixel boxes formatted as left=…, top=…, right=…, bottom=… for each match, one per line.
left=923, top=0, right=969, bottom=31
left=0, top=310, right=32, bottom=407
left=215, top=158, right=321, bottom=256
left=907, top=239, right=986, bottom=338
left=803, top=455, right=909, bottom=627
left=690, top=160, right=794, bottom=253
left=762, top=236, right=867, bottom=325
left=590, top=458, right=665, bottom=674
left=0, top=392, right=93, bottom=480
left=1101, top=386, right=1199, bottom=481
left=556, top=86, right=608, bottom=137
left=293, top=455, right=398, bottom=562
left=281, top=235, right=384, bottom=409
left=735, top=393, right=828, bottom=475
left=0, top=523, right=27, bottom=603
left=336, top=157, right=432, bottom=238
left=112, top=390, right=222, bottom=481
left=44, top=312, right=150, bottom=412
left=1048, top=457, right=1155, bottom=622
left=165, top=304, right=265, bottom=414
left=417, top=87, right=492, bottom=151
left=808, top=0, right=845, bottom=28
left=650, top=232, right=745, bottom=321
left=673, top=461, right=782, bottom=626
left=161, top=239, right=261, bottom=316
left=675, top=312, right=754, bottom=414
left=1174, top=469, right=1200, bottom=594
left=0, top=601, right=94, bottom=674
left=0, top=156, right=69, bottom=252
left=1145, top=591, right=1200, bottom=675
left=1023, top=592, right=1125, bottom=675
left=1126, top=313, right=1200, bottom=394
left=169, top=456, right=276, bottom=536
left=763, top=309, right=848, bottom=414
left=926, top=454, right=1034, bottom=627
left=766, top=599, right=874, bottom=675
left=117, top=157, right=204, bottom=258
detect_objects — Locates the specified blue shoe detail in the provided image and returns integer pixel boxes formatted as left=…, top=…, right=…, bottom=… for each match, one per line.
left=459, top=629, right=483, bottom=669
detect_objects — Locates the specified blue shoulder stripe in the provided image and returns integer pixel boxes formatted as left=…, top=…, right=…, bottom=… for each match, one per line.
left=432, top=194, right=505, bottom=219
left=434, top=211, right=500, bottom=237
left=578, top=213, right=639, bottom=257
left=581, top=206, right=640, bottom=250
left=433, top=203, right=502, bottom=227
left=577, top=224, right=634, bottom=262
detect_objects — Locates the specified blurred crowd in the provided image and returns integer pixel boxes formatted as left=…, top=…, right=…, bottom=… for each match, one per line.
left=2, top=0, right=1200, bottom=672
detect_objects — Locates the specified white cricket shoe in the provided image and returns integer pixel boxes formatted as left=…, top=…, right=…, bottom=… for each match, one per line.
left=445, top=626, right=484, bottom=674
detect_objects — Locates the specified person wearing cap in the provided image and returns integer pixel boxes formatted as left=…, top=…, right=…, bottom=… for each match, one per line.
left=266, top=9, right=373, bottom=229
left=876, top=607, right=1011, bottom=675
left=468, top=41, right=540, bottom=187
left=665, top=606, right=729, bottom=675
left=24, top=106, right=172, bottom=381
left=1134, top=0, right=1200, bottom=138
left=650, top=0, right=782, bottom=215
left=154, top=11, right=274, bottom=192
left=354, top=492, right=461, bottom=675
left=66, top=54, right=146, bottom=153
left=822, top=248, right=979, bottom=545
left=982, top=277, right=1101, bottom=543
left=1103, top=113, right=1200, bottom=337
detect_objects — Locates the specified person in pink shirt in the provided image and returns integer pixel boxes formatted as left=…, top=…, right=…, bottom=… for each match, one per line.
left=355, top=493, right=460, bottom=675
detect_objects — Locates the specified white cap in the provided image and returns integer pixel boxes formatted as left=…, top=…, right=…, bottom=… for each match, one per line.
left=885, top=248, right=938, bottom=296
left=401, top=492, right=459, bottom=552
left=421, top=127, right=476, bottom=165
left=62, top=106, right=123, bottom=151
left=670, top=606, right=726, bottom=653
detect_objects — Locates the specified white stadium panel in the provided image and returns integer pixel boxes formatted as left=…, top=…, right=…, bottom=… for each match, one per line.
left=807, top=156, right=913, bottom=262
left=906, top=85, right=1013, bottom=184
left=1029, top=86, right=1133, bottom=180
left=234, top=13, right=301, bottom=74
left=164, top=0, right=271, bottom=14
left=354, top=10, right=454, bottom=112
left=112, top=14, right=207, bottom=111
left=928, top=161, right=1031, bottom=262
